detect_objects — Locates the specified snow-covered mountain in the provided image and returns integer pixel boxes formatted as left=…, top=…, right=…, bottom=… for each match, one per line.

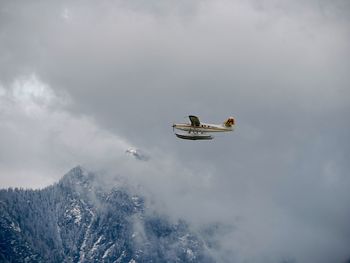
left=125, top=148, right=150, bottom=161
left=0, top=166, right=214, bottom=263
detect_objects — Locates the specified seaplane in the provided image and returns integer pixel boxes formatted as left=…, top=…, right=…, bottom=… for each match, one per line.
left=172, top=115, right=235, bottom=140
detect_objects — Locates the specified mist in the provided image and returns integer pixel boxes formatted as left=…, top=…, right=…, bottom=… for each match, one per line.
left=1, top=0, right=350, bottom=262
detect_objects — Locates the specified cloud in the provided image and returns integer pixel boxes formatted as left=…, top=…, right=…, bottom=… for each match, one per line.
left=0, top=74, right=131, bottom=188
left=0, top=0, right=350, bottom=262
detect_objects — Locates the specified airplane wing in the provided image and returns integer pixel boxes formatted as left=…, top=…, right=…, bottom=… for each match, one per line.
left=189, top=115, right=200, bottom=127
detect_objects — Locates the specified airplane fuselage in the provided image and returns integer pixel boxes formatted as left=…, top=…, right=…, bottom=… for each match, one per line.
left=173, top=123, right=233, bottom=133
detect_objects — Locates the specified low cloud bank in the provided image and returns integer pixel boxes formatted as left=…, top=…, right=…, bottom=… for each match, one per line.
left=0, top=74, right=131, bottom=188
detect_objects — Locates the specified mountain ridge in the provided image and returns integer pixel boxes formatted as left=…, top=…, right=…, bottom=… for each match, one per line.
left=0, top=166, right=215, bottom=263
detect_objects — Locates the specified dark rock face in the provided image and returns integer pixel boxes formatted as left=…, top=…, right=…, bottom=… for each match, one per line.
left=0, top=167, right=214, bottom=263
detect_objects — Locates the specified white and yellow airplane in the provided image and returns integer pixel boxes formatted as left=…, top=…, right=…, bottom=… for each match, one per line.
left=172, top=115, right=235, bottom=140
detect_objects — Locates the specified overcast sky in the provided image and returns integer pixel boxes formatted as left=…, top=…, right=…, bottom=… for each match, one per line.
left=1, top=0, right=350, bottom=262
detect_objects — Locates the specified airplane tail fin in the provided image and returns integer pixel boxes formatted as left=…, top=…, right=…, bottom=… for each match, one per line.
left=224, top=117, right=235, bottom=127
